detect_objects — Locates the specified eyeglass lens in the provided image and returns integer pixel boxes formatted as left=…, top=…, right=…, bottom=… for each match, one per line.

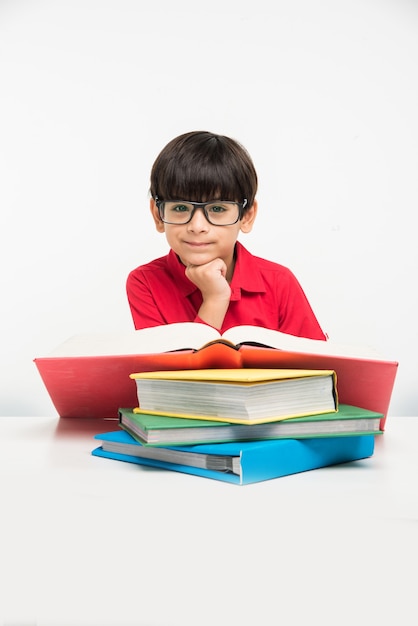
left=160, top=201, right=240, bottom=225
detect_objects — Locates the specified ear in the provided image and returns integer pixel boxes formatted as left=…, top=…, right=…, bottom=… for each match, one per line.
left=150, top=198, right=166, bottom=233
left=239, top=200, right=258, bottom=233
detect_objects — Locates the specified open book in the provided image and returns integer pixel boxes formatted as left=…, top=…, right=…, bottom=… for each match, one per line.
left=34, top=322, right=398, bottom=427
left=36, top=322, right=382, bottom=359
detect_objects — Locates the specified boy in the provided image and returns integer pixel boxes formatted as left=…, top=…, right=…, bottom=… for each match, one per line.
left=127, top=131, right=326, bottom=341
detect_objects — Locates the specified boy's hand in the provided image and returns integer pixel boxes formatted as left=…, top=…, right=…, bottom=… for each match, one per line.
left=186, top=259, right=231, bottom=329
left=185, top=258, right=231, bottom=299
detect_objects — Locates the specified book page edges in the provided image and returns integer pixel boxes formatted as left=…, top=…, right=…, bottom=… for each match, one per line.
left=132, top=406, right=338, bottom=426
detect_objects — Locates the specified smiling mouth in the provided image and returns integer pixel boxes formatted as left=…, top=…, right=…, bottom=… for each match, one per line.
left=184, top=241, right=213, bottom=247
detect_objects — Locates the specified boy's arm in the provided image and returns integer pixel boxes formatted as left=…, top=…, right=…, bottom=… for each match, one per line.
left=185, top=259, right=231, bottom=331
left=277, top=270, right=327, bottom=341
left=126, top=273, right=169, bottom=329
left=126, top=261, right=228, bottom=331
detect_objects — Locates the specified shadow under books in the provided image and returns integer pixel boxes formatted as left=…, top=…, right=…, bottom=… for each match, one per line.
left=53, top=416, right=118, bottom=438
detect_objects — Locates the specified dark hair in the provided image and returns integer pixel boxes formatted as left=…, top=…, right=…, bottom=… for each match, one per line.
left=150, top=131, right=258, bottom=211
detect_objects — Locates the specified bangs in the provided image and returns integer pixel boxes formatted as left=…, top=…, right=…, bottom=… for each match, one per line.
left=157, top=160, right=243, bottom=202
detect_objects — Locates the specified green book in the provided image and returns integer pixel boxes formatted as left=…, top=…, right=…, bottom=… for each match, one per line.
left=118, top=404, right=383, bottom=447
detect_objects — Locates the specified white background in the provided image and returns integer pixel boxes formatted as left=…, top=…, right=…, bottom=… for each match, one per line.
left=1, top=0, right=417, bottom=417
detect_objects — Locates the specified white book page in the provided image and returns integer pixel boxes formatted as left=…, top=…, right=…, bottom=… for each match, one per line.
left=222, top=325, right=383, bottom=359
left=44, top=322, right=220, bottom=357
left=41, top=321, right=384, bottom=360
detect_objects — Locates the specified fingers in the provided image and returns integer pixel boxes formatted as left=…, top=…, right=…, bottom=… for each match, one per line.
left=185, top=259, right=230, bottom=298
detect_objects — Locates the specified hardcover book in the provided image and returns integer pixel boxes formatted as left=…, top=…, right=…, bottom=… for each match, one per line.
left=34, top=321, right=398, bottom=428
left=118, top=404, right=383, bottom=447
left=92, top=429, right=376, bottom=485
left=130, top=368, right=338, bottom=424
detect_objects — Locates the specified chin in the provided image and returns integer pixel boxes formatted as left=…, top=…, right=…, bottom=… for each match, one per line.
left=181, top=250, right=216, bottom=264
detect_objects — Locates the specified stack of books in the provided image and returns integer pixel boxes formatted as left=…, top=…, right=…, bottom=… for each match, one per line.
left=33, top=321, right=398, bottom=485
left=92, top=367, right=384, bottom=485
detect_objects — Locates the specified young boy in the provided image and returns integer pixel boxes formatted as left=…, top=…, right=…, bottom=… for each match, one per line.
left=127, top=131, right=326, bottom=341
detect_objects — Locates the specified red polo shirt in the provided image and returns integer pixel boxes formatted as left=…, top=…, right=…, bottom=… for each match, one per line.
left=126, top=242, right=326, bottom=340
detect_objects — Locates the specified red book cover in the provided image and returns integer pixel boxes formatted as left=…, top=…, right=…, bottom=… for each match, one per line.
left=34, top=336, right=397, bottom=429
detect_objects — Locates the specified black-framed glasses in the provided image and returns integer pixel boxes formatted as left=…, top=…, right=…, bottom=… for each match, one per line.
left=155, top=197, right=247, bottom=226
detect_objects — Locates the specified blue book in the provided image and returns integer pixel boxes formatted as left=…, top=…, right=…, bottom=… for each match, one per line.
left=92, top=429, right=375, bottom=485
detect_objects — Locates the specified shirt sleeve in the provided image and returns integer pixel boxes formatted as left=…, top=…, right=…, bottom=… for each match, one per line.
left=277, top=270, right=327, bottom=341
left=126, top=269, right=168, bottom=329
left=126, top=266, right=206, bottom=330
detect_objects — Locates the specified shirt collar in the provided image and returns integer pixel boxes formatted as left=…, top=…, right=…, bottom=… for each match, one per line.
left=166, top=242, right=266, bottom=299
left=230, top=242, right=266, bottom=299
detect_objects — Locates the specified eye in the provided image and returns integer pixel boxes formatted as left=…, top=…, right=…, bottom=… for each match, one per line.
left=208, top=204, right=228, bottom=213
left=171, top=204, right=191, bottom=213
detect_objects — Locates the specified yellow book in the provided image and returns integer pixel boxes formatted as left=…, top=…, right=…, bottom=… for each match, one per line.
left=130, top=368, right=338, bottom=425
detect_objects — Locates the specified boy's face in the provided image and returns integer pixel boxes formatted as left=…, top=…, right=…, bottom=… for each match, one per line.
left=150, top=198, right=257, bottom=270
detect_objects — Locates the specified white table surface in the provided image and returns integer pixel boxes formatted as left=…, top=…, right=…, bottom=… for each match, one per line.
left=0, top=415, right=417, bottom=626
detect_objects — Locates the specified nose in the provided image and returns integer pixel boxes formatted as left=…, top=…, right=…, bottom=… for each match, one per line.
left=187, top=207, right=209, bottom=231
